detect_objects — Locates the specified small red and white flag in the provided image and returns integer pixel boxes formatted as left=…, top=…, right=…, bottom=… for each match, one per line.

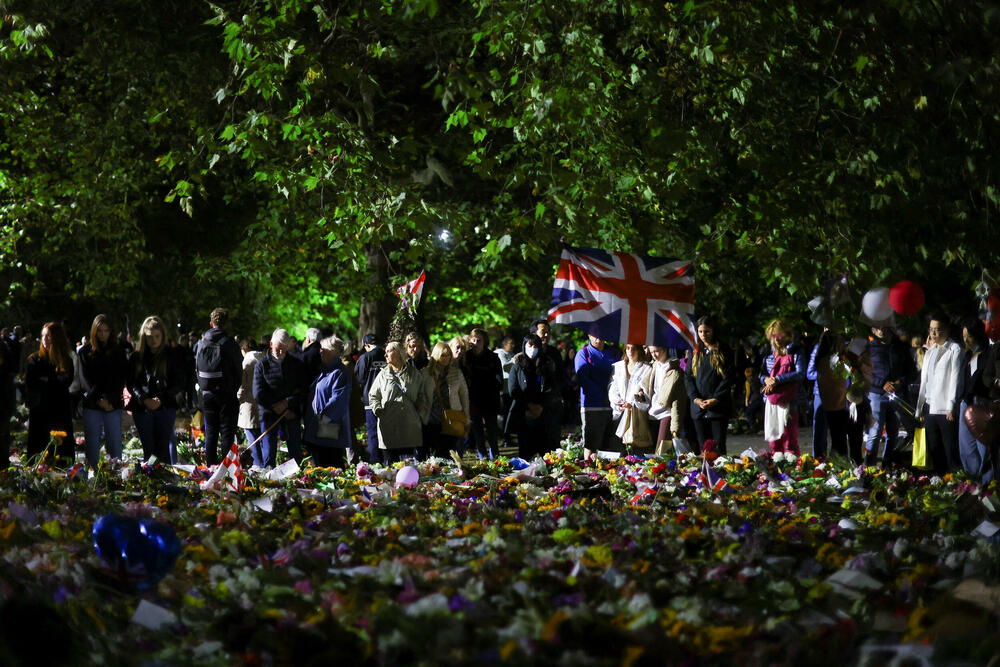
left=200, top=443, right=245, bottom=492
left=395, top=269, right=427, bottom=308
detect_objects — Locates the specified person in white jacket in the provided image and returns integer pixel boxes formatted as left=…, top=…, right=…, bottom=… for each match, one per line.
left=609, top=344, right=653, bottom=452
left=915, top=313, right=963, bottom=474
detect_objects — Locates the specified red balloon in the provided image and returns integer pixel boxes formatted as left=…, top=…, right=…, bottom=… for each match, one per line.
left=888, top=280, right=925, bottom=315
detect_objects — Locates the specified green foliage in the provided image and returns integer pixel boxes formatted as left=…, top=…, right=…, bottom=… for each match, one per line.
left=2, top=0, right=999, bottom=340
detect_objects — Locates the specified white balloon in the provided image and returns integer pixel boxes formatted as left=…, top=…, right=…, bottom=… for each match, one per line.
left=861, top=287, right=893, bottom=324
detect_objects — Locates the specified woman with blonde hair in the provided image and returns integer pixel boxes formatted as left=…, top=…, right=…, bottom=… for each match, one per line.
left=369, top=341, right=426, bottom=462
left=422, top=340, right=471, bottom=458
left=25, top=321, right=78, bottom=462
left=127, top=316, right=183, bottom=462
left=759, top=318, right=806, bottom=455
left=648, top=346, right=687, bottom=455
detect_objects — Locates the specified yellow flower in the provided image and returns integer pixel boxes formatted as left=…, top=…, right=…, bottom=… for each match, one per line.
left=541, top=610, right=569, bottom=641
left=302, top=499, right=323, bottom=517
left=156, top=495, right=169, bottom=508
left=0, top=522, right=14, bottom=540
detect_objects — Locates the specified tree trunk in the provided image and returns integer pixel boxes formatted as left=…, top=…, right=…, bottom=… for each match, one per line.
left=358, top=244, right=397, bottom=343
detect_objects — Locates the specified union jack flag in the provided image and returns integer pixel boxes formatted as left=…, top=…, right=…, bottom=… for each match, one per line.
left=548, top=246, right=697, bottom=349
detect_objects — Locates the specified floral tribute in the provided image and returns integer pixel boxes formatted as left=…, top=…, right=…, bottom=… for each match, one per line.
left=1, top=431, right=999, bottom=665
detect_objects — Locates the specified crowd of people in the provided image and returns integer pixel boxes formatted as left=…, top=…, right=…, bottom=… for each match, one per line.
left=0, top=308, right=995, bottom=484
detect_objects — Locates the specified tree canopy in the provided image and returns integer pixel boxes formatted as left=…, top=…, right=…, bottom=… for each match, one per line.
left=2, top=0, right=998, bottom=341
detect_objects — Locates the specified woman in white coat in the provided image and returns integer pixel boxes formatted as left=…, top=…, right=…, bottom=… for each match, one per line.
left=609, top=343, right=653, bottom=452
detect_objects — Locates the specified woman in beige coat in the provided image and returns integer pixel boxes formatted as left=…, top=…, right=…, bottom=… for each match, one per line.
left=422, top=341, right=470, bottom=458
left=237, top=338, right=263, bottom=464
left=648, top=346, right=688, bottom=455
left=369, top=342, right=426, bottom=462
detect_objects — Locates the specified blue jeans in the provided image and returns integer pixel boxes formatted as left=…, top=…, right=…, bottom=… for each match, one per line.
left=259, top=413, right=302, bottom=468
left=958, top=400, right=994, bottom=483
left=82, top=408, right=123, bottom=467
left=811, top=394, right=828, bottom=458
left=133, top=409, right=176, bottom=463
left=244, top=428, right=262, bottom=466
left=866, top=392, right=901, bottom=466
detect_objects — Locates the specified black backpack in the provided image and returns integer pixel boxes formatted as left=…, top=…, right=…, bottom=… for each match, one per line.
left=196, top=335, right=227, bottom=393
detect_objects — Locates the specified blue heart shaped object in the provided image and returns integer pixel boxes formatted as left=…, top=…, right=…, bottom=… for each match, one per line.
left=92, top=515, right=181, bottom=590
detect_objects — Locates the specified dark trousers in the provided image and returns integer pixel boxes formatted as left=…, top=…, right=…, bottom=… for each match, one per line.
left=0, top=403, right=11, bottom=463
left=308, top=443, right=346, bottom=468
left=133, top=408, right=176, bottom=463
left=824, top=408, right=850, bottom=459
left=812, top=396, right=828, bottom=457
left=925, top=413, right=959, bottom=475
left=422, top=424, right=459, bottom=459
left=693, top=417, right=728, bottom=455
left=470, top=412, right=499, bottom=459
left=27, top=407, right=74, bottom=461
left=202, top=392, right=238, bottom=466
left=364, top=408, right=379, bottom=462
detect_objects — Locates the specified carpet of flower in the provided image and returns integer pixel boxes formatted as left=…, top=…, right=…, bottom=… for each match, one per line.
left=2, top=428, right=1000, bottom=665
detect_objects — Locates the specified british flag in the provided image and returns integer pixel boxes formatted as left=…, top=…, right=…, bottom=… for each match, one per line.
left=548, top=246, right=697, bottom=349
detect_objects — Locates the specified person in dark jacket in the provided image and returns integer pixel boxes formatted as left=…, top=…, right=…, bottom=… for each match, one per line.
left=865, top=324, right=916, bottom=467
left=506, top=333, right=561, bottom=459
left=354, top=333, right=386, bottom=462
left=77, top=314, right=129, bottom=467
left=957, top=318, right=992, bottom=481
left=0, top=329, right=20, bottom=463
left=299, top=327, right=324, bottom=386
left=253, top=328, right=306, bottom=467
left=193, top=308, right=243, bottom=465
left=463, top=328, right=503, bottom=460
left=405, top=332, right=430, bottom=371
left=25, top=322, right=77, bottom=462
left=128, top=316, right=184, bottom=463
left=684, top=316, right=739, bottom=455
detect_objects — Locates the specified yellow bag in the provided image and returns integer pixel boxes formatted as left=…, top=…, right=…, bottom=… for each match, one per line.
left=911, top=427, right=929, bottom=469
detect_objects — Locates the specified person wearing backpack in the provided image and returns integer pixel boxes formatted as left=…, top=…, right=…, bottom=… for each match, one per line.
left=194, top=308, right=243, bottom=465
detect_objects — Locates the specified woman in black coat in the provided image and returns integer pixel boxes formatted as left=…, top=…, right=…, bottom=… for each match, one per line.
left=128, top=316, right=184, bottom=463
left=506, top=333, right=561, bottom=459
left=463, top=328, right=504, bottom=460
left=24, top=322, right=76, bottom=462
left=78, top=314, right=130, bottom=467
left=684, top=315, right=739, bottom=455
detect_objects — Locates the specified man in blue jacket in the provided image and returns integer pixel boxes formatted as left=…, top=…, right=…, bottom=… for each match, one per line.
left=575, top=334, right=617, bottom=457
left=866, top=326, right=915, bottom=467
